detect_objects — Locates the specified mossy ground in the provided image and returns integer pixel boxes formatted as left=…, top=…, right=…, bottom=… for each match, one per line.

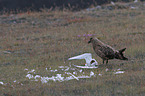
left=0, top=2, right=145, bottom=96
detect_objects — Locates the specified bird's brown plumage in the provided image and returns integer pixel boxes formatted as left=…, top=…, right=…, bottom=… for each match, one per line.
left=88, top=38, right=128, bottom=64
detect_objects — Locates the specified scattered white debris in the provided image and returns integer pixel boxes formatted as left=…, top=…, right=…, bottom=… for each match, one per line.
left=55, top=74, right=64, bottom=82
left=64, top=67, right=70, bottom=71
left=26, top=74, right=34, bottom=79
left=111, top=1, right=115, bottom=5
left=58, top=66, right=69, bottom=68
left=34, top=75, right=41, bottom=79
left=90, top=71, right=95, bottom=77
left=21, top=83, right=23, bottom=86
left=66, top=72, right=79, bottom=81
left=65, top=76, right=74, bottom=81
left=74, top=65, right=98, bottom=69
left=73, top=71, right=77, bottom=75
left=65, top=75, right=91, bottom=81
left=25, top=70, right=96, bottom=83
left=117, top=68, right=121, bottom=71
left=114, top=71, right=125, bottom=74
left=40, top=74, right=65, bottom=83
left=43, top=71, right=95, bottom=83
left=70, top=68, right=76, bottom=70
left=130, top=6, right=138, bottom=9
left=98, top=73, right=102, bottom=76
left=58, top=66, right=64, bottom=68
left=24, top=68, right=28, bottom=71
left=41, top=77, right=50, bottom=83
left=28, top=69, right=35, bottom=73
left=106, top=68, right=109, bottom=72
left=79, top=69, right=83, bottom=73
left=0, top=81, right=4, bottom=85
left=3, top=51, right=12, bottom=54
left=50, top=69, right=58, bottom=72
left=24, top=63, right=125, bottom=84
left=58, top=66, right=72, bottom=71
left=134, top=0, right=138, bottom=3
left=78, top=75, right=90, bottom=79
left=13, top=80, right=17, bottom=83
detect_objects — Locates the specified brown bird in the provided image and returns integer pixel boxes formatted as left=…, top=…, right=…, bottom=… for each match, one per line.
left=88, top=38, right=128, bottom=64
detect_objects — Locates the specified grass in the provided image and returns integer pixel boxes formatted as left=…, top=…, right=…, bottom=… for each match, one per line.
left=0, top=2, right=145, bottom=96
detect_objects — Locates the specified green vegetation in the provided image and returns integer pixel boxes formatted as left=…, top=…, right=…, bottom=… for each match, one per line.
left=0, top=2, right=145, bottom=96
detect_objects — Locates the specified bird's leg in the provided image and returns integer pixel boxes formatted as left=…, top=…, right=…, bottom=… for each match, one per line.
left=103, top=60, right=105, bottom=64
left=106, top=60, right=108, bottom=65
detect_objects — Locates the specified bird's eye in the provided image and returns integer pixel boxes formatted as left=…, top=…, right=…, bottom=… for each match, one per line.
left=90, top=60, right=95, bottom=64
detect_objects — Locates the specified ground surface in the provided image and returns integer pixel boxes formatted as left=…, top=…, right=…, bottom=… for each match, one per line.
left=0, top=1, right=145, bottom=96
